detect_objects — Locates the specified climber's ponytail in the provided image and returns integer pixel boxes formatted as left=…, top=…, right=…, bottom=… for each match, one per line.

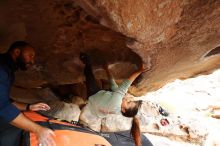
left=131, top=116, right=141, bottom=146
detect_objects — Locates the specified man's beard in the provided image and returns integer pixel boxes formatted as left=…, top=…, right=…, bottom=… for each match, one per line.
left=16, top=56, right=27, bottom=71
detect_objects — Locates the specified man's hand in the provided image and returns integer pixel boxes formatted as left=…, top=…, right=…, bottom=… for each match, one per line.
left=11, top=113, right=56, bottom=146
left=36, top=127, right=56, bottom=146
left=30, top=103, right=50, bottom=111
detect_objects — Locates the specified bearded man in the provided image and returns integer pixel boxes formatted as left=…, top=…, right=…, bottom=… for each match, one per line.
left=0, top=41, right=56, bottom=146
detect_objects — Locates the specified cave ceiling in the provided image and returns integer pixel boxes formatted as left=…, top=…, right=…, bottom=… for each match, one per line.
left=0, top=0, right=220, bottom=96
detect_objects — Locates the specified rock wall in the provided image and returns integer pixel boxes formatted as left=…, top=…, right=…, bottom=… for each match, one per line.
left=0, top=0, right=220, bottom=96
left=1, top=1, right=219, bottom=145
left=75, top=0, right=220, bottom=95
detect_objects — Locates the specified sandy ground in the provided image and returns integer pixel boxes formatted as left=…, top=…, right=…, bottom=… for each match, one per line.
left=140, top=69, right=220, bottom=146
left=144, top=133, right=199, bottom=146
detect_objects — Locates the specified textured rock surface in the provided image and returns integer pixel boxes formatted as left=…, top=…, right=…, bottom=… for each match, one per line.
left=139, top=69, right=220, bottom=145
left=145, top=133, right=199, bottom=146
left=75, top=0, right=220, bottom=95
left=0, top=0, right=141, bottom=91
left=0, top=0, right=219, bottom=96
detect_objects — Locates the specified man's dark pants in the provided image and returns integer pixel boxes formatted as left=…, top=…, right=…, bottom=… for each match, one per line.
left=0, top=119, right=22, bottom=146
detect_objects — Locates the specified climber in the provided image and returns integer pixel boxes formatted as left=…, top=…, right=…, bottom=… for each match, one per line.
left=79, top=52, right=146, bottom=146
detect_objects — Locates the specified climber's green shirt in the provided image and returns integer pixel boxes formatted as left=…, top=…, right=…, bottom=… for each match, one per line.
left=87, top=78, right=132, bottom=118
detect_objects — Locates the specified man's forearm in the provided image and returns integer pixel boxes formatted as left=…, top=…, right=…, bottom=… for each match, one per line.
left=10, top=113, right=43, bottom=133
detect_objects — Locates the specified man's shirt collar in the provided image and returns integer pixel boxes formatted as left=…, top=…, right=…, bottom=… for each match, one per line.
left=0, top=53, right=17, bottom=72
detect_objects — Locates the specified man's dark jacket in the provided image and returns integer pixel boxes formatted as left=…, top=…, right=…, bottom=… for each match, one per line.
left=0, top=53, right=20, bottom=122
